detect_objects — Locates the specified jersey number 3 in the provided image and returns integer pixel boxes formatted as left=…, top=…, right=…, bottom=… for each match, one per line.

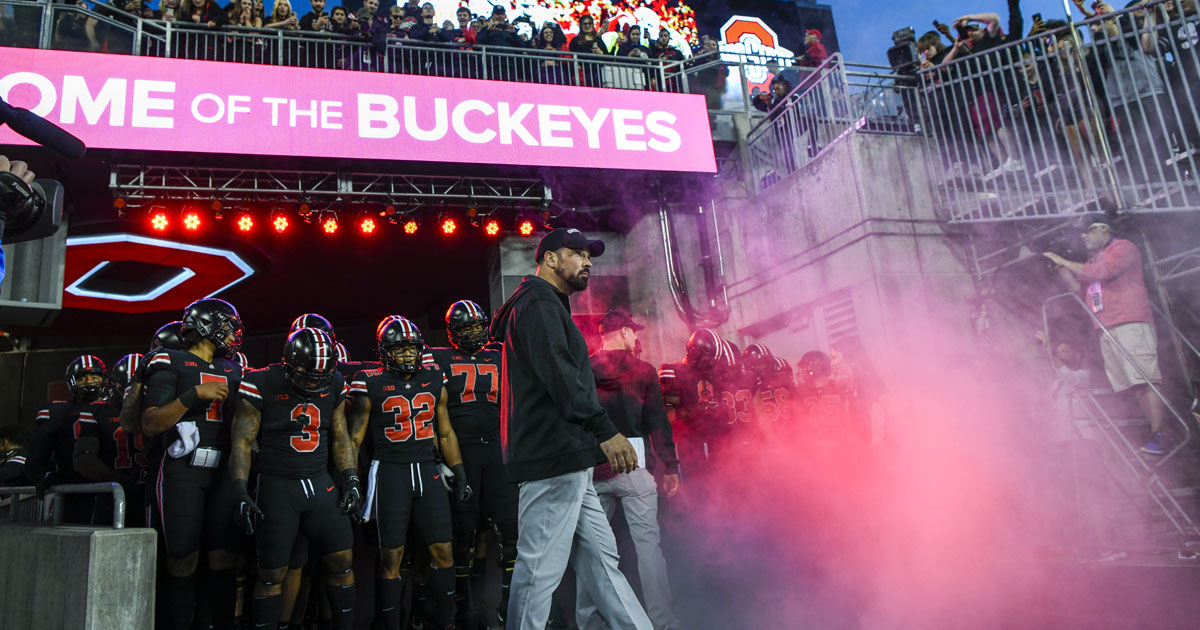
left=290, top=404, right=321, bottom=453
left=383, top=392, right=437, bottom=442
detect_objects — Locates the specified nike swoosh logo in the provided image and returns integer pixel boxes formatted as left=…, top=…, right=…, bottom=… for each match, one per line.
left=433, top=475, right=440, bottom=480
left=320, top=393, right=330, bottom=397
left=326, top=485, right=335, bottom=492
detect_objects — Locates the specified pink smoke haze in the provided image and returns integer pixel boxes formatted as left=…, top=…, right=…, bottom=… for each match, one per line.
left=0, top=47, right=716, bottom=172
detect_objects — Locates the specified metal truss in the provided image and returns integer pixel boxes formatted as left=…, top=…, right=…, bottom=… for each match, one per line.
left=109, top=164, right=552, bottom=212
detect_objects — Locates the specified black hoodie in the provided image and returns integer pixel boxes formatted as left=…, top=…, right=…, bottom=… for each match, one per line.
left=489, top=275, right=619, bottom=482
left=590, top=349, right=680, bottom=476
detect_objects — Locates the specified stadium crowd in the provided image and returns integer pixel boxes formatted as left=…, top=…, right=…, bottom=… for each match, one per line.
left=0, top=282, right=885, bottom=630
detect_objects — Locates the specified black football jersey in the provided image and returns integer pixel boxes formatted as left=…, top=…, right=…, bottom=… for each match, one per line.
left=717, top=371, right=757, bottom=427
left=428, top=345, right=501, bottom=440
left=754, top=372, right=795, bottom=424
left=350, top=366, right=446, bottom=464
left=27, top=400, right=88, bottom=483
left=238, top=364, right=348, bottom=478
left=144, top=349, right=243, bottom=452
left=795, top=380, right=853, bottom=448
left=658, top=361, right=729, bottom=442
left=75, top=400, right=148, bottom=472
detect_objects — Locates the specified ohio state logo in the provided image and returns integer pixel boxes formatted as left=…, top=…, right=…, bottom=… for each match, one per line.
left=719, top=16, right=795, bottom=85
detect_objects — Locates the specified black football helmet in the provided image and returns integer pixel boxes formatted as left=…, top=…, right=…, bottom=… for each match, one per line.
left=290, top=313, right=336, bottom=344
left=717, top=339, right=740, bottom=377
left=685, top=329, right=722, bottom=372
left=798, top=350, right=832, bottom=382
left=181, top=298, right=243, bottom=358
left=741, top=343, right=774, bottom=379
left=66, top=355, right=107, bottom=402
left=335, top=342, right=349, bottom=364
left=377, top=316, right=425, bottom=375
left=150, top=321, right=184, bottom=354
left=445, top=300, right=489, bottom=353
left=283, top=327, right=337, bottom=395
left=107, top=353, right=143, bottom=402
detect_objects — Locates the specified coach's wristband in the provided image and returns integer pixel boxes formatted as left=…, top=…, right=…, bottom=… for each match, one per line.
left=178, top=386, right=200, bottom=408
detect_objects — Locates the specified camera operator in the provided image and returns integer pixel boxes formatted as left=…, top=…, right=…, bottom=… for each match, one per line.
left=0, top=154, right=36, bottom=286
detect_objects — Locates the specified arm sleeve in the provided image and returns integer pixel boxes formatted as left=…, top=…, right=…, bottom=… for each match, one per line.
left=143, top=367, right=180, bottom=408
left=73, top=410, right=100, bottom=441
left=237, top=373, right=265, bottom=411
left=641, top=365, right=679, bottom=474
left=1080, top=240, right=1140, bottom=283
left=513, top=298, right=618, bottom=443
left=348, top=372, right=369, bottom=396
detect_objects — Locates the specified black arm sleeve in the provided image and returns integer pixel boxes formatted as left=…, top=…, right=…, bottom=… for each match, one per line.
left=640, top=364, right=679, bottom=474
left=514, top=298, right=618, bottom=443
left=143, top=368, right=180, bottom=408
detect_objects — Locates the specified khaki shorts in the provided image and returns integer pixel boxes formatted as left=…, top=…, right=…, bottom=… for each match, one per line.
left=1099, top=321, right=1161, bottom=392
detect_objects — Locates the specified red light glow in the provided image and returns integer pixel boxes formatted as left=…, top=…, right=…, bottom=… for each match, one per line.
left=484, top=219, right=501, bottom=236
left=403, top=220, right=419, bottom=235
left=273, top=215, right=289, bottom=233
left=441, top=218, right=458, bottom=235
left=518, top=220, right=535, bottom=236
left=360, top=217, right=377, bottom=234
left=151, top=212, right=169, bottom=231
left=322, top=217, right=339, bottom=234
left=183, top=212, right=201, bottom=231
left=237, top=215, right=253, bottom=231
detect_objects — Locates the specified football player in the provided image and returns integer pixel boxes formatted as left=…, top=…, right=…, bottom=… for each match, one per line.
left=73, top=353, right=150, bottom=526
left=142, top=298, right=244, bottom=629
left=658, top=329, right=732, bottom=470
left=429, top=299, right=518, bottom=628
left=0, top=426, right=32, bottom=486
left=742, top=344, right=795, bottom=429
left=231, top=327, right=361, bottom=630
left=26, top=354, right=107, bottom=523
left=348, top=316, right=471, bottom=630
left=795, top=350, right=853, bottom=455
left=120, top=320, right=184, bottom=434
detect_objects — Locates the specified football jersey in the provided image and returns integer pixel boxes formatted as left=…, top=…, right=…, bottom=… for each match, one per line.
left=27, top=400, right=88, bottom=483
left=0, top=447, right=29, bottom=484
left=428, top=344, right=501, bottom=440
left=75, top=400, right=149, bottom=472
left=143, top=349, right=243, bottom=452
left=717, top=371, right=757, bottom=427
left=795, top=379, right=853, bottom=448
left=754, top=367, right=795, bottom=424
left=350, top=365, right=446, bottom=464
left=658, top=361, right=729, bottom=442
left=238, top=364, right=349, bottom=478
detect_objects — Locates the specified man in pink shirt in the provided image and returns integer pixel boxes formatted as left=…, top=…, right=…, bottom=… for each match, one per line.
left=1045, top=221, right=1168, bottom=454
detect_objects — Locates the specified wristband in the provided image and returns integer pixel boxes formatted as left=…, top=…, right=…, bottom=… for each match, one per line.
left=451, top=463, right=467, bottom=479
left=179, top=386, right=199, bottom=408
left=233, top=478, right=249, bottom=495
left=342, top=469, right=359, bottom=485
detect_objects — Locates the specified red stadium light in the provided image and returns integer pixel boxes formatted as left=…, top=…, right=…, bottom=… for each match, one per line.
left=237, top=214, right=254, bottom=232
left=273, top=214, right=289, bottom=233
left=322, top=215, right=339, bottom=234
left=359, top=217, right=377, bottom=235
left=150, top=211, right=169, bottom=231
left=441, top=217, right=458, bottom=235
left=403, top=219, right=419, bottom=235
left=182, top=211, right=201, bottom=231
left=518, top=220, right=535, bottom=236
left=483, top=219, right=501, bottom=236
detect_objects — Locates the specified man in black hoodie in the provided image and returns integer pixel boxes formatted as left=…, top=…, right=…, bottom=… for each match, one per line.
left=489, top=229, right=651, bottom=630
left=577, top=309, right=682, bottom=630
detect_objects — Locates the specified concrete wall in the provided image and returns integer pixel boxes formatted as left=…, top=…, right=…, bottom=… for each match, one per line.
left=0, top=525, right=156, bottom=629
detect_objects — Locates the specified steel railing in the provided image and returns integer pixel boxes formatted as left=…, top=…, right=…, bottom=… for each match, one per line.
left=1041, top=292, right=1200, bottom=543
left=744, top=54, right=922, bottom=192
left=918, top=0, right=1200, bottom=224
left=0, top=482, right=126, bottom=528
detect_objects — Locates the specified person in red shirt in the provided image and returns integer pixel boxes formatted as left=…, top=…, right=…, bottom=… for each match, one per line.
left=798, top=28, right=828, bottom=67
left=1044, top=221, right=1168, bottom=454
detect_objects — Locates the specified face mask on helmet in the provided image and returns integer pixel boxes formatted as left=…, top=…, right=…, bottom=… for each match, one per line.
left=685, top=329, right=721, bottom=372
left=377, top=316, right=424, bottom=375
left=381, top=342, right=423, bottom=374
left=106, top=353, right=143, bottom=403
left=67, top=355, right=107, bottom=402
left=283, top=328, right=336, bottom=395
left=182, top=299, right=244, bottom=358
left=446, top=300, right=489, bottom=353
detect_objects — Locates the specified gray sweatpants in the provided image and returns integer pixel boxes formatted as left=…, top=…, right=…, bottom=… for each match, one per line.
left=507, top=468, right=652, bottom=630
left=577, top=468, right=678, bottom=630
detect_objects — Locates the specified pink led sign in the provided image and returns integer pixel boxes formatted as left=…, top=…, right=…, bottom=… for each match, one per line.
left=0, top=47, right=716, bottom=173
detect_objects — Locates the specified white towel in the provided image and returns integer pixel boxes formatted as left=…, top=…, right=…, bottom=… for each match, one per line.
left=359, top=460, right=380, bottom=523
left=167, top=421, right=199, bottom=459
left=628, top=437, right=646, bottom=470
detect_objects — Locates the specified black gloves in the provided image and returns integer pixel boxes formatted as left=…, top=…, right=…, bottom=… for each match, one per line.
left=233, top=479, right=263, bottom=535
left=340, top=469, right=362, bottom=519
left=451, top=463, right=472, bottom=503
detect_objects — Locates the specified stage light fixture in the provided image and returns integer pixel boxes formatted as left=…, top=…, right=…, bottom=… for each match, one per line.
left=113, top=197, right=127, bottom=219
left=483, top=219, right=501, bottom=236
left=403, top=219, right=419, bottom=235
left=211, top=200, right=224, bottom=219
left=150, top=209, right=169, bottom=232
left=237, top=214, right=254, bottom=232
left=518, top=220, right=535, bottom=236
left=273, top=214, right=290, bottom=233
left=321, top=212, right=339, bottom=234
left=467, top=206, right=479, bottom=218
left=183, top=210, right=202, bottom=231
left=441, top=216, right=458, bottom=235
left=359, top=216, right=377, bottom=235
left=298, top=202, right=314, bottom=223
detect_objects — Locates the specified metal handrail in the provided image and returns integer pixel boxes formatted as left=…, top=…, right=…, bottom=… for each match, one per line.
left=1042, top=293, right=1192, bottom=465
left=0, top=482, right=126, bottom=528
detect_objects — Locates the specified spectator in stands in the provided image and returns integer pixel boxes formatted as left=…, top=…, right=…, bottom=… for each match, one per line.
left=410, top=2, right=449, bottom=42
left=569, top=13, right=608, bottom=55
left=798, top=28, right=828, bottom=67
left=446, top=6, right=475, bottom=45
left=252, top=0, right=266, bottom=24
left=616, top=25, right=651, bottom=58
left=231, top=0, right=262, bottom=28
left=159, top=0, right=182, bottom=21
left=752, top=76, right=793, bottom=117
left=330, top=5, right=356, bottom=35
left=356, top=0, right=386, bottom=37
left=650, top=27, right=684, bottom=62
left=300, top=0, right=331, bottom=32
left=385, top=4, right=415, bottom=40
left=266, top=0, right=299, bottom=29
left=536, top=21, right=570, bottom=84
left=1044, top=219, right=1170, bottom=455
left=476, top=6, right=521, bottom=48
left=398, top=0, right=421, bottom=19
left=182, top=0, right=228, bottom=27
left=0, top=426, right=31, bottom=486
left=689, top=35, right=727, bottom=110
left=918, top=30, right=951, bottom=66
left=52, top=0, right=100, bottom=52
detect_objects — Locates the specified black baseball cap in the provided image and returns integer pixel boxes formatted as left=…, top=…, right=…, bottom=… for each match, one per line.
left=598, top=308, right=644, bottom=334
left=535, top=228, right=605, bottom=262
left=491, top=5, right=506, bottom=14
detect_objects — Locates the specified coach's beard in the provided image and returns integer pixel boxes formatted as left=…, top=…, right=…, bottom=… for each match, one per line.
left=562, top=268, right=589, bottom=292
